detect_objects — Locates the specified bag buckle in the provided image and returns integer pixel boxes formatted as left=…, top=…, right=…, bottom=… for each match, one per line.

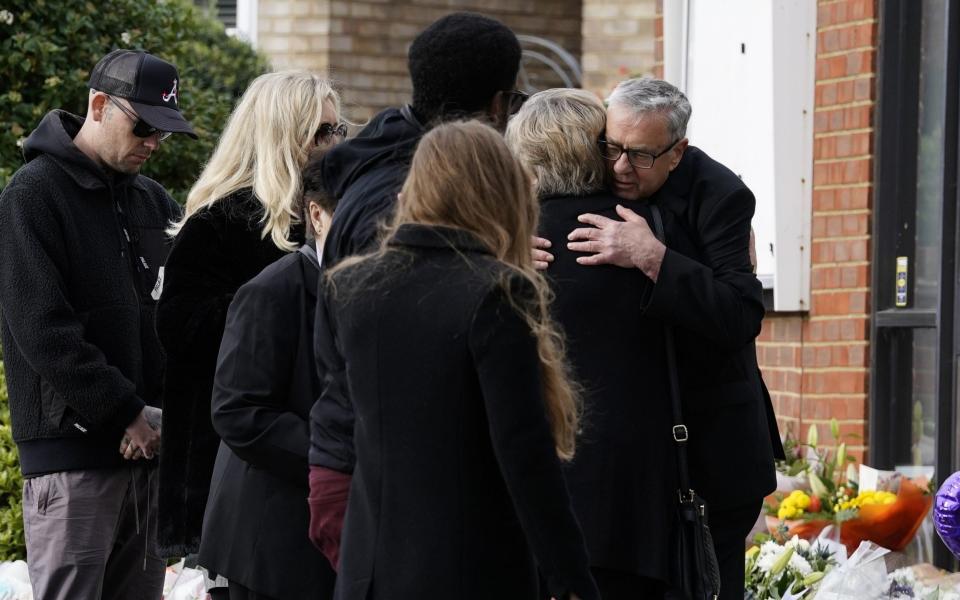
left=672, top=424, right=688, bottom=442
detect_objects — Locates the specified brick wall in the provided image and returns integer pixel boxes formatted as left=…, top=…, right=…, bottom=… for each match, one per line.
left=757, top=0, right=878, bottom=461
left=580, top=0, right=658, bottom=99
left=259, top=0, right=583, bottom=121
left=258, top=0, right=332, bottom=72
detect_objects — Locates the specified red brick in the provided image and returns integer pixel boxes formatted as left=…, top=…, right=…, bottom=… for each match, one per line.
left=849, top=0, right=876, bottom=21
left=801, top=368, right=867, bottom=396
left=768, top=368, right=803, bottom=395
left=814, top=106, right=873, bottom=133
left=759, top=316, right=804, bottom=343
left=802, top=396, right=867, bottom=420
left=811, top=264, right=870, bottom=290
left=811, top=290, right=869, bottom=315
left=817, top=4, right=833, bottom=28
left=804, top=316, right=869, bottom=342
left=813, top=186, right=871, bottom=211
left=818, top=22, right=878, bottom=53
left=813, top=157, right=872, bottom=185
left=854, top=76, right=874, bottom=101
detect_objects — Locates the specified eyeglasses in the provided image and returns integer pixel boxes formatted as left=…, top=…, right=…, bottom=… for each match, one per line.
left=598, top=137, right=679, bottom=169
left=107, top=96, right=171, bottom=141
left=315, top=122, right=348, bottom=145
left=504, top=90, right=530, bottom=115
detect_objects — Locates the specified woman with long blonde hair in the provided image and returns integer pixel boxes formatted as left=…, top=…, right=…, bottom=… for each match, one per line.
left=155, top=71, right=347, bottom=569
left=307, top=120, right=598, bottom=600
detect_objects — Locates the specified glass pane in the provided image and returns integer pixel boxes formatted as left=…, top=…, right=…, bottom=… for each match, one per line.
left=909, top=328, right=937, bottom=467
left=913, top=0, right=947, bottom=309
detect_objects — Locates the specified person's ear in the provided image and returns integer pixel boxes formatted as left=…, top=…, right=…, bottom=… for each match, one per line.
left=89, top=93, right=109, bottom=123
left=487, top=90, right=509, bottom=131
left=669, top=138, right=689, bottom=172
left=308, top=200, right=325, bottom=234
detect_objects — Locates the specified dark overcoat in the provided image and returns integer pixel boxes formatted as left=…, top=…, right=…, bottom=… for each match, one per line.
left=309, top=224, right=599, bottom=600
left=155, top=189, right=300, bottom=556
left=198, top=246, right=335, bottom=597
left=643, top=146, right=784, bottom=510
left=537, top=192, right=680, bottom=583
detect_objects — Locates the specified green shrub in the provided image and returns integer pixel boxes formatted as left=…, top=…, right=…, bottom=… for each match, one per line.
left=0, top=351, right=25, bottom=561
left=0, top=0, right=270, bottom=201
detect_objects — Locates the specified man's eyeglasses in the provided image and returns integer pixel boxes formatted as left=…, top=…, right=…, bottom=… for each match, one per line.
left=315, top=122, right=348, bottom=145
left=107, top=96, right=171, bottom=141
left=598, top=137, right=679, bottom=169
left=504, top=90, right=530, bottom=116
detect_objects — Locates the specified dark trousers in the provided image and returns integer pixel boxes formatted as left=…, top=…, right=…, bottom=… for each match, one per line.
left=592, top=568, right=666, bottom=600
left=710, top=500, right=763, bottom=600
left=228, top=581, right=281, bottom=600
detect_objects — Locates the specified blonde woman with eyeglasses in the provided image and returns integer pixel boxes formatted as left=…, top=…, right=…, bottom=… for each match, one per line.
left=154, top=71, right=346, bottom=589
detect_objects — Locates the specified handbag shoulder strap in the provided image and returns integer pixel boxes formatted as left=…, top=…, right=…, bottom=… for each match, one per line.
left=649, top=204, right=694, bottom=500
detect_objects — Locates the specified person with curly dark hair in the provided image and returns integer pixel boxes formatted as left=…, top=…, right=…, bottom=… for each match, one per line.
left=315, top=11, right=528, bottom=268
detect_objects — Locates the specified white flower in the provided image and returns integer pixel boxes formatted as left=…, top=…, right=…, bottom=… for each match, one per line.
left=0, top=10, right=14, bottom=25
left=786, top=552, right=813, bottom=577
left=786, top=535, right=811, bottom=552
left=121, top=31, right=132, bottom=45
left=15, top=138, right=24, bottom=148
left=756, top=541, right=785, bottom=573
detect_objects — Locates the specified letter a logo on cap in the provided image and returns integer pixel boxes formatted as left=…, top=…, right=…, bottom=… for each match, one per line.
left=162, top=79, right=178, bottom=105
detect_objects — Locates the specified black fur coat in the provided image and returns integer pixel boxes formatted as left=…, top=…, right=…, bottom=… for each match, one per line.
left=155, top=189, right=302, bottom=557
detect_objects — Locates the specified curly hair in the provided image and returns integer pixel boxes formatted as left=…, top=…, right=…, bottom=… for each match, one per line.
left=408, top=12, right=521, bottom=125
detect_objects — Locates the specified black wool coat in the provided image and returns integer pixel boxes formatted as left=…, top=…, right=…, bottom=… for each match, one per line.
left=199, top=245, right=335, bottom=598
left=309, top=224, right=599, bottom=600
left=643, top=146, right=784, bottom=510
left=537, top=192, right=679, bottom=583
left=155, top=189, right=301, bottom=557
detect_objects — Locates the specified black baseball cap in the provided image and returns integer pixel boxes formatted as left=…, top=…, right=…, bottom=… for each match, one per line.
left=88, top=49, right=197, bottom=139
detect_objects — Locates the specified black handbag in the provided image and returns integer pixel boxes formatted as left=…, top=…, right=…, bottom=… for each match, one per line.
left=650, top=204, right=721, bottom=600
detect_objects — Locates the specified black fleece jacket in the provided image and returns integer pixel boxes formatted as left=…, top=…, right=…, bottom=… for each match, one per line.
left=0, top=110, right=180, bottom=477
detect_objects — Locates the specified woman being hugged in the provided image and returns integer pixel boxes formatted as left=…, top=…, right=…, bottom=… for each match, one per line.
left=309, top=120, right=598, bottom=600
left=156, top=71, right=346, bottom=559
left=506, top=89, right=682, bottom=599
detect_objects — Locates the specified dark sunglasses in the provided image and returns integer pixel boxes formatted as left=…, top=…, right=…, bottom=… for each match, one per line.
left=315, top=122, right=348, bottom=145
left=107, top=96, right=171, bottom=141
left=504, top=90, right=530, bottom=115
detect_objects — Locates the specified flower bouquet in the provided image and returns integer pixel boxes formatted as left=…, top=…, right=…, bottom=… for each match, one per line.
left=744, top=535, right=837, bottom=599
left=765, top=420, right=933, bottom=555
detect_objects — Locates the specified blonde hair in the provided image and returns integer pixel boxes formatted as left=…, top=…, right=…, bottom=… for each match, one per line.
left=335, top=120, right=581, bottom=459
left=168, top=71, right=340, bottom=251
left=505, top=88, right=607, bottom=197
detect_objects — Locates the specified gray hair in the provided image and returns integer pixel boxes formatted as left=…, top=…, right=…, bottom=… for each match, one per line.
left=607, top=78, right=692, bottom=140
left=505, top=88, right=607, bottom=197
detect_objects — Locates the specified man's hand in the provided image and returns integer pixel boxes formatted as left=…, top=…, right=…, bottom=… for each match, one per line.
left=142, top=405, right=162, bottom=433
left=566, top=205, right=666, bottom=281
left=121, top=408, right=161, bottom=460
left=532, top=236, right=554, bottom=271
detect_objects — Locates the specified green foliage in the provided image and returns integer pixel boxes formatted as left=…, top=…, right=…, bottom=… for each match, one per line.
left=0, top=350, right=26, bottom=560
left=0, top=0, right=269, bottom=201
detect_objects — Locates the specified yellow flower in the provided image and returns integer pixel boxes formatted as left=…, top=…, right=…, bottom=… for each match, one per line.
left=778, top=505, right=803, bottom=520
left=746, top=546, right=760, bottom=558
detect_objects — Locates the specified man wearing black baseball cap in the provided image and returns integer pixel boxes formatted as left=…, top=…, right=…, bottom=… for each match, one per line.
left=0, top=50, right=194, bottom=600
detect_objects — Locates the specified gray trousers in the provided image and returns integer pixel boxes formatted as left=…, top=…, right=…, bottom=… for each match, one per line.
left=22, top=466, right=165, bottom=600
